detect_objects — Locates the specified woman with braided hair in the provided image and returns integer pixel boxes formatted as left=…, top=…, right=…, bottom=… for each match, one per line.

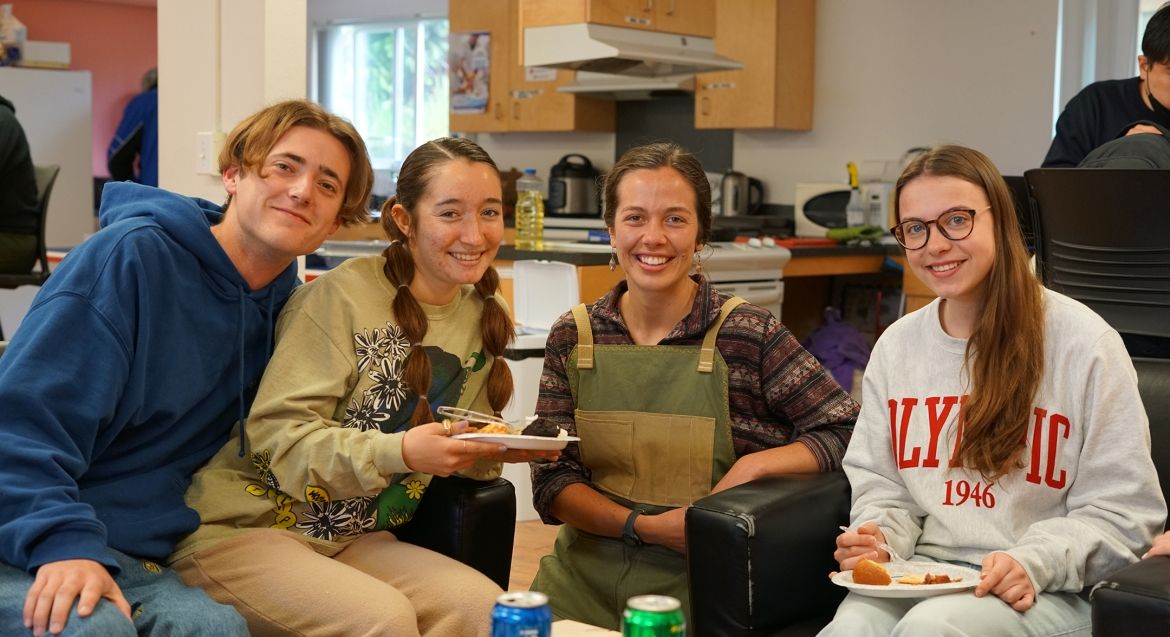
left=170, top=137, right=556, bottom=637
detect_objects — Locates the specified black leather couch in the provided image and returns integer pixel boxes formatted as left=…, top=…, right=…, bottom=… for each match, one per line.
left=1091, top=357, right=1170, bottom=636
left=394, top=475, right=517, bottom=590
left=687, top=472, right=850, bottom=636
left=686, top=357, right=1170, bottom=637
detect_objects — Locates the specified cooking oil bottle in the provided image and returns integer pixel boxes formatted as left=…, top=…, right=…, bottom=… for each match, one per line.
left=845, top=161, right=865, bottom=227
left=515, top=168, right=544, bottom=250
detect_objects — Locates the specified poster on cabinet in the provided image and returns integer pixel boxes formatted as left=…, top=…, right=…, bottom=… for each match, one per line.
left=449, top=31, right=490, bottom=114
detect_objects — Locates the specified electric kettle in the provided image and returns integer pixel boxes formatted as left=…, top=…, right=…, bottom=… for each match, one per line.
left=720, top=170, right=764, bottom=216
left=548, top=154, right=601, bottom=216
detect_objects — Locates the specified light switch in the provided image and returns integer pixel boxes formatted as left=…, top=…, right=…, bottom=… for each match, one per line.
left=195, top=132, right=215, bottom=174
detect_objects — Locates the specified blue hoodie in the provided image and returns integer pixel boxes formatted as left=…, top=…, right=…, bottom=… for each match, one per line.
left=0, top=182, right=298, bottom=573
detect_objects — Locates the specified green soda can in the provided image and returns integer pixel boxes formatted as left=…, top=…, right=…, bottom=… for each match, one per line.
left=621, top=595, right=686, bottom=636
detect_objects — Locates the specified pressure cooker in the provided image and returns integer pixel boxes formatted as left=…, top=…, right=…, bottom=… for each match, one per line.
left=548, top=154, right=601, bottom=216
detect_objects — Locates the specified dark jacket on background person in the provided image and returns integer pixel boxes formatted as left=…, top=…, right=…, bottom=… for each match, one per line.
left=0, top=94, right=38, bottom=235
left=0, top=182, right=298, bottom=574
left=1044, top=77, right=1157, bottom=167
left=108, top=86, right=159, bottom=187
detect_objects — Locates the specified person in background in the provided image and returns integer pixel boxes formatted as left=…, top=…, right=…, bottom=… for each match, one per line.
left=0, top=99, right=374, bottom=637
left=1043, top=3, right=1170, bottom=167
left=529, top=142, right=859, bottom=630
left=171, top=137, right=557, bottom=637
left=821, top=145, right=1164, bottom=636
left=107, top=67, right=158, bottom=187
left=0, top=92, right=39, bottom=274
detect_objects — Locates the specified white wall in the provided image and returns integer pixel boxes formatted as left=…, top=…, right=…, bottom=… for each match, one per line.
left=1, top=68, right=93, bottom=247
left=736, top=0, right=1061, bottom=204
left=158, top=0, right=307, bottom=202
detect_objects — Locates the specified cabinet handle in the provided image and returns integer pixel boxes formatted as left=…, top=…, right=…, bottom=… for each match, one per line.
left=666, top=0, right=676, bottom=15
left=512, top=102, right=520, bottom=120
left=701, top=96, right=710, bottom=116
left=494, top=102, right=504, bottom=121
left=644, top=0, right=653, bottom=12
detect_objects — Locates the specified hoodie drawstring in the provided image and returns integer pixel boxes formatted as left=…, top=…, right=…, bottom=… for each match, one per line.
left=237, top=286, right=247, bottom=457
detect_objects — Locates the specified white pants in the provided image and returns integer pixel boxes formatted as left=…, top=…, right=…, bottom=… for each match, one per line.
left=818, top=590, right=1091, bottom=637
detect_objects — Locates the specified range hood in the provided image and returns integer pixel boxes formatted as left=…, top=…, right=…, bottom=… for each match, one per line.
left=558, top=71, right=695, bottom=100
left=524, top=23, right=742, bottom=77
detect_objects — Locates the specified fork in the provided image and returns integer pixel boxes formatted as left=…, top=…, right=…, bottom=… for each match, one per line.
left=838, top=525, right=907, bottom=563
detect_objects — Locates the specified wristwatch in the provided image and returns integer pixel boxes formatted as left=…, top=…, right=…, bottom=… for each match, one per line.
left=622, top=508, right=645, bottom=547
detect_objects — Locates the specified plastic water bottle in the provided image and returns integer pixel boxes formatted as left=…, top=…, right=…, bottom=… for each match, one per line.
left=515, top=168, right=544, bottom=250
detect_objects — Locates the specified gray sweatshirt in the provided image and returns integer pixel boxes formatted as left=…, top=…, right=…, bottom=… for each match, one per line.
left=843, top=288, right=1165, bottom=593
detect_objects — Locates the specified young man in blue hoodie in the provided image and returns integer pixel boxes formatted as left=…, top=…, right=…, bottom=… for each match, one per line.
left=0, top=99, right=374, bottom=637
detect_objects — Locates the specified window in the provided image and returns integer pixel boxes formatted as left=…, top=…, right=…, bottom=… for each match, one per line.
left=1137, top=0, right=1166, bottom=72
left=313, top=18, right=449, bottom=175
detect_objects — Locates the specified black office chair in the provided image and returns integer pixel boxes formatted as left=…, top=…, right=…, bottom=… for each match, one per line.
left=1024, top=168, right=1170, bottom=341
left=0, top=164, right=59, bottom=290
left=0, top=164, right=60, bottom=340
left=1003, top=175, right=1035, bottom=252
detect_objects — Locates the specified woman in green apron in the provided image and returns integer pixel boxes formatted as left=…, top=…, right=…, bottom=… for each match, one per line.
left=530, top=143, right=860, bottom=630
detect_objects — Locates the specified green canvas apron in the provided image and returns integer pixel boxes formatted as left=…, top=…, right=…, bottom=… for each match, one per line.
left=531, top=298, right=743, bottom=630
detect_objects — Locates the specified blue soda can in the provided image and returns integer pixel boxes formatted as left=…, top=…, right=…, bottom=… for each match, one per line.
left=491, top=591, right=552, bottom=637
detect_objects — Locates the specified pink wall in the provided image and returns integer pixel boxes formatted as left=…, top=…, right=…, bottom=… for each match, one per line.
left=14, top=0, right=157, bottom=177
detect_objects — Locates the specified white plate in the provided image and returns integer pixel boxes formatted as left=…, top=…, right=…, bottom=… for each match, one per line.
left=832, top=562, right=980, bottom=598
left=452, top=433, right=580, bottom=450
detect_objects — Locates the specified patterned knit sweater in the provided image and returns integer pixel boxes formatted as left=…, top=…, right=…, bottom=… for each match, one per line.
left=531, top=275, right=859, bottom=524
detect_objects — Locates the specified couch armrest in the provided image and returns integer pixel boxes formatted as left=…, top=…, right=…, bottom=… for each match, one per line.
left=1091, top=556, right=1170, bottom=636
left=686, top=472, right=850, bottom=635
left=394, top=476, right=517, bottom=590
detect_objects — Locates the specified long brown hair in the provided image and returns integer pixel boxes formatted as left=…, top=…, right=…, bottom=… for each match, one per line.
left=894, top=145, right=1044, bottom=481
left=604, top=142, right=712, bottom=245
left=379, top=138, right=514, bottom=427
left=218, top=99, right=374, bottom=226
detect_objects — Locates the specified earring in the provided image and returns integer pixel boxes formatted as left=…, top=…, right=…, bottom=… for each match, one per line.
left=694, top=252, right=703, bottom=275
left=608, top=248, right=617, bottom=272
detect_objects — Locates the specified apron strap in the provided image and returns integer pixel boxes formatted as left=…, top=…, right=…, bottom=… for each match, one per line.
left=698, top=296, right=747, bottom=373
left=571, top=303, right=595, bottom=369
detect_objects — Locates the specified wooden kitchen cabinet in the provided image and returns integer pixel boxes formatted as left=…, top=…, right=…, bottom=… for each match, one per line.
left=694, top=0, right=814, bottom=130
left=450, top=0, right=614, bottom=134
left=520, top=0, right=714, bottom=37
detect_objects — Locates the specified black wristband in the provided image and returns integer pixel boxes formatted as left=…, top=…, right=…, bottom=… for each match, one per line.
left=622, top=508, right=645, bottom=547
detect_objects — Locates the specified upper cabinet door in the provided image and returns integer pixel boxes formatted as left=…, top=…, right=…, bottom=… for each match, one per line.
left=521, top=0, right=714, bottom=37
left=695, top=0, right=814, bottom=130
left=652, top=0, right=715, bottom=38
left=449, top=0, right=512, bottom=133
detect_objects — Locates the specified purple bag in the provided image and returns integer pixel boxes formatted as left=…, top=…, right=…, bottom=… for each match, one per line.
left=800, top=307, right=871, bottom=392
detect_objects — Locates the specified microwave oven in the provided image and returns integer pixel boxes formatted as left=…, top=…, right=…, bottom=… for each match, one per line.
left=794, top=181, right=895, bottom=237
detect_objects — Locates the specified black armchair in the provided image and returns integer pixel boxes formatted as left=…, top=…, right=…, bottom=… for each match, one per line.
left=393, top=475, right=517, bottom=590
left=1091, top=357, right=1170, bottom=636
left=687, top=472, right=850, bottom=636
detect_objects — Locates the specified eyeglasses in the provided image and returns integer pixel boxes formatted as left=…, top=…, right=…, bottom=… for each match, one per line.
left=890, top=206, right=990, bottom=250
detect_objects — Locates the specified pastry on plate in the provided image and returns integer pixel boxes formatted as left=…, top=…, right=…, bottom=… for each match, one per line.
left=852, top=559, right=891, bottom=586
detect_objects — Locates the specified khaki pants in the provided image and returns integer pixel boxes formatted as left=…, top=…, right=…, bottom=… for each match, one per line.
left=173, top=528, right=500, bottom=637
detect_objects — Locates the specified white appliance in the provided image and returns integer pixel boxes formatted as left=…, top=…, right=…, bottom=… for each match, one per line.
left=795, top=182, right=895, bottom=238
left=701, top=241, right=790, bottom=320
left=524, top=23, right=742, bottom=77
left=558, top=71, right=695, bottom=100
left=501, top=260, right=580, bottom=522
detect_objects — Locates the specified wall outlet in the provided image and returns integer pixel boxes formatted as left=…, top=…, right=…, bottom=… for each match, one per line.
left=195, top=131, right=216, bottom=174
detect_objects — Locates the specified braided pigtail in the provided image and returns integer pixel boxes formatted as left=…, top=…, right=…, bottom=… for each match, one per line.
left=381, top=198, right=434, bottom=427
left=474, top=266, right=515, bottom=415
